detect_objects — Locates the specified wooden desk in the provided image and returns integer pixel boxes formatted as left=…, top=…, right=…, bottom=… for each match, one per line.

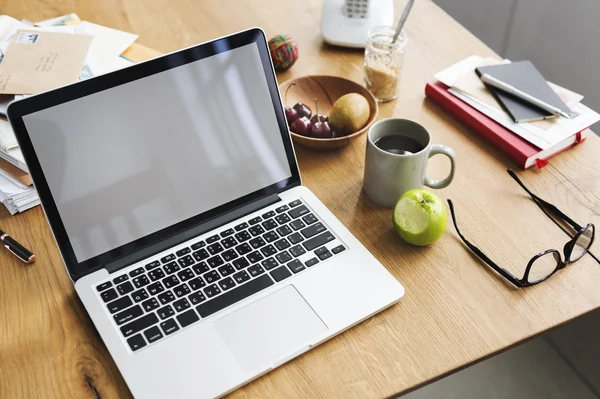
left=2, top=1, right=599, bottom=398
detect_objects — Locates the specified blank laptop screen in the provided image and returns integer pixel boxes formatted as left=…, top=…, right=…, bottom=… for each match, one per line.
left=22, top=43, right=292, bottom=262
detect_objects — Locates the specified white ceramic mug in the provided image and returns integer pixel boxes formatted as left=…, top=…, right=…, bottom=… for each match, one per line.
left=363, top=118, right=456, bottom=208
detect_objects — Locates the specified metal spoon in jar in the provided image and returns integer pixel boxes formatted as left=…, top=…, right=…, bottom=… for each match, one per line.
left=392, top=0, right=415, bottom=44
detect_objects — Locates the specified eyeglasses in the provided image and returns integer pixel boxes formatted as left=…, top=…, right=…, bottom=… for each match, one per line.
left=448, top=169, right=595, bottom=287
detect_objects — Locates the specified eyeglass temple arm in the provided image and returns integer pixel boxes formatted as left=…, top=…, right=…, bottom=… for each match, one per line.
left=506, top=169, right=583, bottom=232
left=447, top=200, right=524, bottom=288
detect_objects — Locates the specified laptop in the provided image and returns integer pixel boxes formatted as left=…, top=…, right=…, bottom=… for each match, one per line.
left=8, top=28, right=404, bottom=398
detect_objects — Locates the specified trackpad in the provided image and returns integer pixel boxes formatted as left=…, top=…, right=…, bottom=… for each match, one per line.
left=214, top=285, right=328, bottom=372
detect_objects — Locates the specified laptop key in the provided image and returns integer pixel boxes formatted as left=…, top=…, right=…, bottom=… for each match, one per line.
left=132, top=288, right=149, bottom=303
left=163, top=261, right=180, bottom=275
left=236, top=242, right=252, bottom=255
left=160, top=319, right=180, bottom=335
left=261, top=219, right=278, bottom=231
left=249, top=237, right=266, bottom=249
left=260, top=244, right=277, bottom=257
left=270, top=266, right=292, bottom=282
left=332, top=245, right=346, bottom=254
left=207, top=243, right=224, bottom=255
left=218, top=264, right=235, bottom=277
left=222, top=237, right=237, bottom=249
left=188, top=291, right=206, bottom=305
left=192, top=262, right=209, bottom=275
left=247, top=264, right=265, bottom=277
left=263, top=231, right=279, bottom=242
left=161, top=254, right=176, bottom=264
left=157, top=305, right=175, bottom=320
left=144, top=326, right=163, bottom=343
left=275, top=251, right=292, bottom=264
left=204, top=284, right=222, bottom=298
left=249, top=225, right=265, bottom=236
left=233, top=257, right=250, bottom=270
left=288, top=232, right=304, bottom=244
left=177, top=309, right=200, bottom=328
left=247, top=251, right=264, bottom=264
left=302, top=213, right=318, bottom=225
left=218, top=277, right=236, bottom=291
left=121, top=313, right=159, bottom=337
left=275, top=214, right=291, bottom=225
left=289, top=245, right=306, bottom=258
left=177, top=255, right=195, bottom=268
left=127, top=334, right=146, bottom=351
left=220, top=228, right=234, bottom=238
left=145, top=260, right=160, bottom=271
left=132, top=275, right=149, bottom=288
left=175, top=247, right=191, bottom=257
left=191, top=241, right=205, bottom=250
left=261, top=257, right=279, bottom=270
left=147, top=281, right=165, bottom=296
left=158, top=291, right=175, bottom=305
left=113, top=274, right=129, bottom=284
left=315, top=246, right=329, bottom=256
left=275, top=205, right=289, bottom=213
left=276, top=225, right=292, bottom=236
left=107, top=296, right=133, bottom=314
left=188, top=277, right=206, bottom=291
left=300, top=222, right=326, bottom=238
left=234, top=222, right=249, bottom=231
left=290, top=219, right=306, bottom=231
left=162, top=275, right=179, bottom=288
left=96, top=281, right=112, bottom=292
left=204, top=270, right=221, bottom=283
left=249, top=216, right=262, bottom=225
left=207, top=255, right=224, bottom=268
left=116, top=282, right=134, bottom=296
left=173, top=298, right=191, bottom=312
left=289, top=205, right=309, bottom=219
left=177, top=268, right=195, bottom=282
left=129, top=267, right=144, bottom=277
left=319, top=251, right=333, bottom=261
left=305, top=257, right=319, bottom=267
left=173, top=283, right=191, bottom=298
left=274, top=238, right=291, bottom=251
left=206, top=234, right=220, bottom=244
left=262, top=210, right=276, bottom=219
left=234, top=230, right=251, bottom=242
left=287, top=259, right=305, bottom=274
left=197, top=275, right=274, bottom=318
left=142, top=298, right=160, bottom=312
left=233, top=270, right=251, bottom=284
left=114, top=305, right=143, bottom=325
left=222, top=249, right=238, bottom=262
left=148, top=268, right=165, bottom=281
left=303, top=231, right=335, bottom=251
left=193, top=248, right=210, bottom=262
left=288, top=199, right=302, bottom=208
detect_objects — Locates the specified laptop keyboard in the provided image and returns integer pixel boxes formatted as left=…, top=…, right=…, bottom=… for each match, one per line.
left=95, top=199, right=346, bottom=352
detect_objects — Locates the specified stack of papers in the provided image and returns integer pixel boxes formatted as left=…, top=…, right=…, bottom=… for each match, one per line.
left=434, top=56, right=600, bottom=151
left=0, top=13, right=138, bottom=214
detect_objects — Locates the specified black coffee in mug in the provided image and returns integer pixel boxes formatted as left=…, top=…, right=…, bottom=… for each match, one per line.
left=373, top=135, right=425, bottom=155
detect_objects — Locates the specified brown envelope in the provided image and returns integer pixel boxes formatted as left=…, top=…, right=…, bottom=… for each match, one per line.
left=0, top=156, right=32, bottom=186
left=0, top=30, right=92, bottom=94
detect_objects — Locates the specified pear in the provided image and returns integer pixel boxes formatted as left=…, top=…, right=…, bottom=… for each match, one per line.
left=328, top=93, right=370, bottom=136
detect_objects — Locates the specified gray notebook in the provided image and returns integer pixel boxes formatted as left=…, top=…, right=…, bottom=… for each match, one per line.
left=475, top=61, right=573, bottom=123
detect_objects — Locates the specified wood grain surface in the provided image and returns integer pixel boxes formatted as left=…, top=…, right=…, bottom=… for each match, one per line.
left=2, top=1, right=600, bottom=398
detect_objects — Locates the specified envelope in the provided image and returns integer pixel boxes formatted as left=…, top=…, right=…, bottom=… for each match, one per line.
left=0, top=29, right=92, bottom=94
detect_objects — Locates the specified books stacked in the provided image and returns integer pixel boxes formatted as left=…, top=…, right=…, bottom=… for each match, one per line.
left=426, top=56, right=600, bottom=169
left=0, top=14, right=138, bottom=214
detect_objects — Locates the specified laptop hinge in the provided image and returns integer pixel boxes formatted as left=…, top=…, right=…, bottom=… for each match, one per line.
left=105, top=193, right=282, bottom=274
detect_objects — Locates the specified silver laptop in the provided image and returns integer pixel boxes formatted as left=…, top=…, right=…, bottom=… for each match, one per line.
left=8, top=28, right=404, bottom=398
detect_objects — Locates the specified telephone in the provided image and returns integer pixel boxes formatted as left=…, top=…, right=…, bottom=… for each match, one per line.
left=321, top=0, right=394, bottom=48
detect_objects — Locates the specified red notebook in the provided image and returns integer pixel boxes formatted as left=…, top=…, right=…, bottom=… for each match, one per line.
left=425, top=81, right=586, bottom=169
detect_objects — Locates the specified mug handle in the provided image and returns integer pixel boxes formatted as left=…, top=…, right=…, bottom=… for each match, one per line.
left=423, top=144, right=456, bottom=189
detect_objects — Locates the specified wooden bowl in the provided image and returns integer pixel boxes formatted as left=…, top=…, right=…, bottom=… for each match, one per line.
left=279, top=75, right=378, bottom=150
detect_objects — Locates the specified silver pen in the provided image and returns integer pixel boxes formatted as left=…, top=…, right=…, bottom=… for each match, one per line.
left=479, top=73, right=571, bottom=119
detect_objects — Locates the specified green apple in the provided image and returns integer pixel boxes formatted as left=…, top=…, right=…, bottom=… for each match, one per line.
left=393, top=189, right=447, bottom=246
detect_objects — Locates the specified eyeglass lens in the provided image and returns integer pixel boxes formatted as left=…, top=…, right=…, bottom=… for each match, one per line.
left=570, top=225, right=595, bottom=262
left=528, top=251, right=561, bottom=283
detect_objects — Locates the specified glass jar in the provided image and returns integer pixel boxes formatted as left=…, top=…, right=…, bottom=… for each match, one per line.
left=364, top=26, right=408, bottom=102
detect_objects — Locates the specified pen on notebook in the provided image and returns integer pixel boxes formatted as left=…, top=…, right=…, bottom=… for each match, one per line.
left=0, top=229, right=36, bottom=264
left=479, top=73, right=571, bottom=119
